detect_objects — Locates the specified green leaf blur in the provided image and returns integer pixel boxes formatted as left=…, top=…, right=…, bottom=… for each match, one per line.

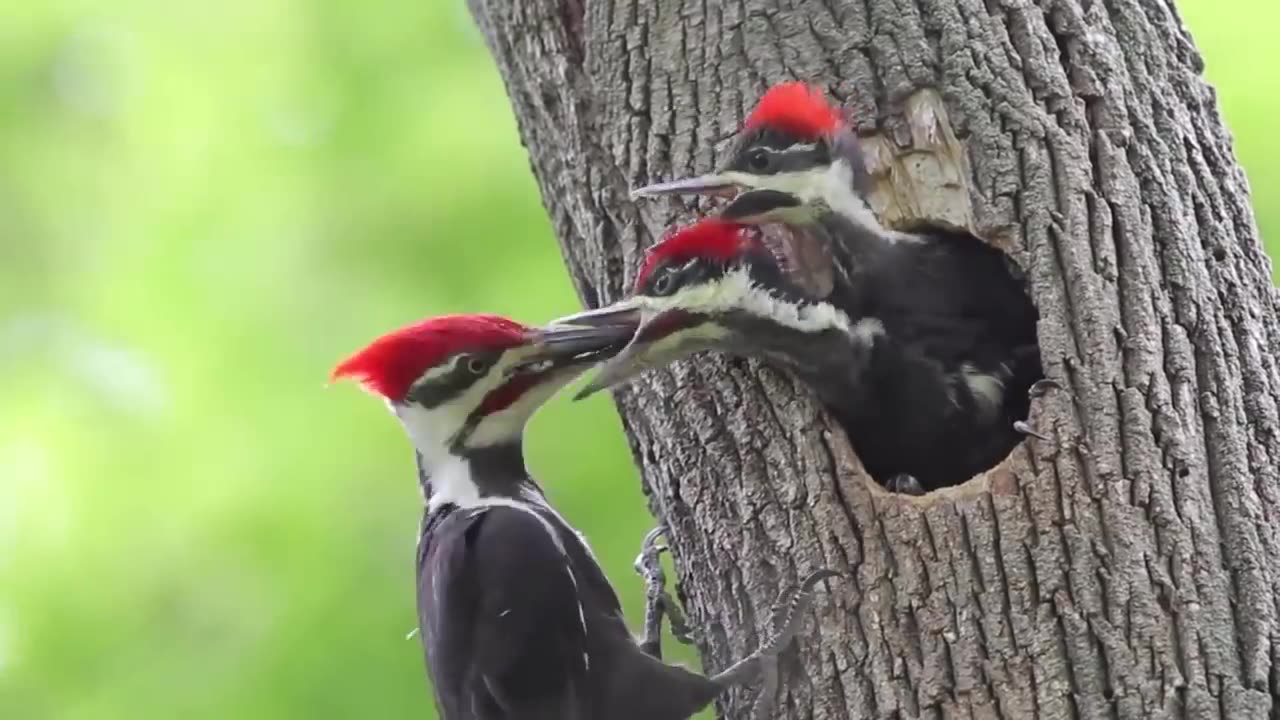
left=0, top=1, right=1273, bottom=717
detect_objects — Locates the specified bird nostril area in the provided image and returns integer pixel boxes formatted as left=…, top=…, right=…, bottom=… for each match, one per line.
left=509, top=358, right=557, bottom=377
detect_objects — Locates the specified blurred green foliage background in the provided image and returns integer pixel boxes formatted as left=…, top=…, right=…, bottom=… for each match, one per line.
left=0, top=1, right=1273, bottom=717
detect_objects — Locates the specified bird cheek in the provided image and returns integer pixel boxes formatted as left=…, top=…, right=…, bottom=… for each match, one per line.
left=660, top=322, right=730, bottom=358
left=719, top=170, right=761, bottom=189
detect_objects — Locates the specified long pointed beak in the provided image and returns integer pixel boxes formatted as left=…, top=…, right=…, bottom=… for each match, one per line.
left=547, top=300, right=645, bottom=333
left=571, top=336, right=653, bottom=400
left=569, top=307, right=710, bottom=401
left=546, top=299, right=655, bottom=398
left=720, top=189, right=807, bottom=223
left=517, top=321, right=636, bottom=369
left=630, top=172, right=744, bottom=199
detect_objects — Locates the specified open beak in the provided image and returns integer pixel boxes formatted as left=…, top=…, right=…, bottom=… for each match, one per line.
left=548, top=300, right=645, bottom=336
left=549, top=300, right=712, bottom=400
left=719, top=189, right=806, bottom=223
left=630, top=173, right=809, bottom=225
left=630, top=171, right=753, bottom=200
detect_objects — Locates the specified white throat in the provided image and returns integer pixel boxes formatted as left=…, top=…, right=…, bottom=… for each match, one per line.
left=394, top=400, right=462, bottom=473
left=816, top=161, right=922, bottom=245
left=393, top=401, right=499, bottom=511
left=814, top=159, right=880, bottom=231
left=425, top=454, right=482, bottom=511
left=391, top=373, right=568, bottom=511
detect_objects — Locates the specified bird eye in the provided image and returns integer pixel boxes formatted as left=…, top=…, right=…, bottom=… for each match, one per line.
left=651, top=269, right=677, bottom=296
left=465, top=356, right=490, bottom=375
left=747, top=149, right=770, bottom=171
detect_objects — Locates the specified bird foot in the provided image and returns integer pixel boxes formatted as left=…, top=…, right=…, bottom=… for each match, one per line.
left=1013, top=419, right=1050, bottom=442
left=635, top=525, right=697, bottom=659
left=711, top=569, right=841, bottom=709
left=883, top=474, right=925, bottom=496
left=1015, top=378, right=1062, bottom=442
left=1028, top=378, right=1062, bottom=400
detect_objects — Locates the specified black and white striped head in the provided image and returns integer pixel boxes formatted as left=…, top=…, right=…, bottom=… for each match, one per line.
left=550, top=219, right=858, bottom=399
left=332, top=315, right=629, bottom=463
left=631, top=82, right=875, bottom=228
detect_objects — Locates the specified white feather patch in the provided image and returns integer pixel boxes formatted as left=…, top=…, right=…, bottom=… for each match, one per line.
left=960, top=362, right=1006, bottom=423
left=851, top=317, right=885, bottom=345
left=640, top=266, right=851, bottom=334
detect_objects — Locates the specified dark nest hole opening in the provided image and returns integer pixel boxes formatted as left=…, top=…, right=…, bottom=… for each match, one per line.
left=846, top=225, right=1050, bottom=499
left=680, top=196, right=1052, bottom=500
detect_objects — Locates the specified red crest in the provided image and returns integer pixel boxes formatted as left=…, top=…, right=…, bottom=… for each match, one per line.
left=742, top=81, right=843, bottom=139
left=635, top=219, right=754, bottom=290
left=331, top=315, right=527, bottom=401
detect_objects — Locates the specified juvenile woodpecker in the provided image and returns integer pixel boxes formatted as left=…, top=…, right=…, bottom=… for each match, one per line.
left=631, top=81, right=879, bottom=237
left=554, top=215, right=1046, bottom=494
left=609, top=82, right=1047, bottom=493
left=332, top=314, right=833, bottom=720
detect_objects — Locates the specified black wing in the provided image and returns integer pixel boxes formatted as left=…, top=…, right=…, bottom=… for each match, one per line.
left=862, top=224, right=1038, bottom=367
left=417, top=506, right=591, bottom=720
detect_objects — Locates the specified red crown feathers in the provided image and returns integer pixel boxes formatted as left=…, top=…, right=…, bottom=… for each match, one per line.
left=742, top=81, right=843, bottom=139
left=331, top=314, right=528, bottom=401
left=634, top=219, right=755, bottom=290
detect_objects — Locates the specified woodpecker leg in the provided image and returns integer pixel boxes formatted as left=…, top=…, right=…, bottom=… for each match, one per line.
left=635, top=525, right=696, bottom=659
left=710, top=569, right=840, bottom=714
left=1011, top=379, right=1063, bottom=442
left=883, top=474, right=925, bottom=496
left=1008, top=417, right=1049, bottom=440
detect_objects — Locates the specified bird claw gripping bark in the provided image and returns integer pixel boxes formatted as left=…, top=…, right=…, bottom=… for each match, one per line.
left=1028, top=378, right=1062, bottom=400
left=712, top=569, right=841, bottom=719
left=635, top=525, right=697, bottom=659
left=1013, top=378, right=1063, bottom=442
left=884, top=473, right=925, bottom=495
left=1013, top=419, right=1050, bottom=442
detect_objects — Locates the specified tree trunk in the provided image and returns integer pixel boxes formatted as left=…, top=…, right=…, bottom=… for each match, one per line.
left=467, top=0, right=1280, bottom=717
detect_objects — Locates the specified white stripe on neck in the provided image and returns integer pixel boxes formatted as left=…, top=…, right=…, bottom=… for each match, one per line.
left=641, top=266, right=851, bottom=335
left=428, top=455, right=482, bottom=512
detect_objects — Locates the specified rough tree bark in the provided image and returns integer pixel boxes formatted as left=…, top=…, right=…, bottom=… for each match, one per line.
left=467, top=0, right=1280, bottom=717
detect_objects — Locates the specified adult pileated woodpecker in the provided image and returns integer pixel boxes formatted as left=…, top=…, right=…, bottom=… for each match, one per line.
left=331, top=314, right=834, bottom=720
left=568, top=82, right=1048, bottom=494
